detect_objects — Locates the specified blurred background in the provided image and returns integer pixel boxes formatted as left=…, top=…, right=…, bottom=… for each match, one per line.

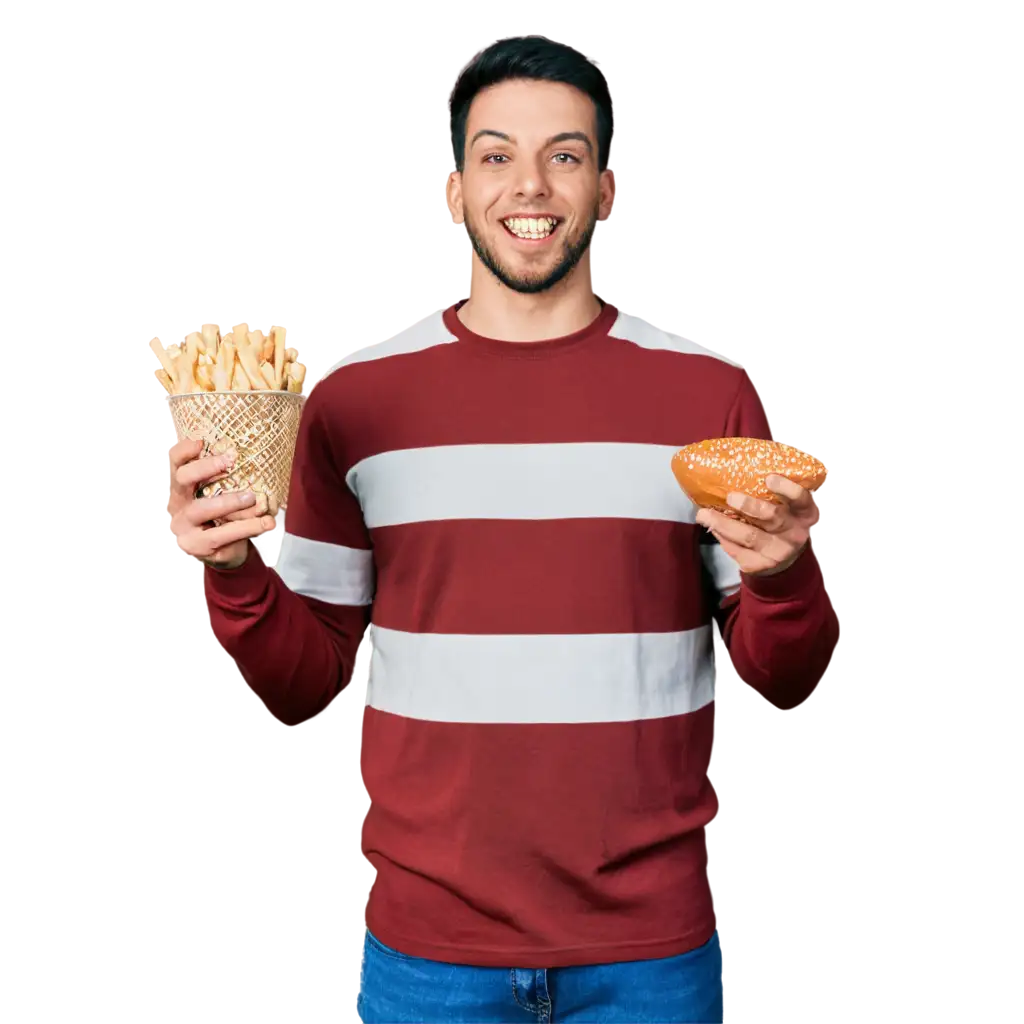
left=1, top=1, right=1020, bottom=1021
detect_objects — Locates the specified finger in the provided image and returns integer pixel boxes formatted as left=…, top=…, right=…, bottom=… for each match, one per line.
left=218, top=492, right=272, bottom=523
left=766, top=474, right=814, bottom=510
left=172, top=490, right=259, bottom=534
left=178, top=514, right=276, bottom=559
left=711, top=526, right=808, bottom=576
left=699, top=508, right=768, bottom=551
left=169, top=438, right=205, bottom=474
left=173, top=451, right=238, bottom=492
left=725, top=491, right=789, bottom=533
left=712, top=530, right=776, bottom=574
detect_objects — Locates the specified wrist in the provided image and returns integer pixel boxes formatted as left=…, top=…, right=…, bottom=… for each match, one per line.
left=202, top=541, right=251, bottom=572
left=741, top=538, right=820, bottom=599
left=748, top=541, right=807, bottom=578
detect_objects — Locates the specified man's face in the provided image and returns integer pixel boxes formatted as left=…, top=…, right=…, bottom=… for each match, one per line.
left=448, top=79, right=614, bottom=294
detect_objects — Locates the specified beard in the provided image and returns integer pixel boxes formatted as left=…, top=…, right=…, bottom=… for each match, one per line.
left=463, top=200, right=600, bottom=295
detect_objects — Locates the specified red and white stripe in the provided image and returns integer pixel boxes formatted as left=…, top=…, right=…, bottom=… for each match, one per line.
left=256, top=301, right=769, bottom=965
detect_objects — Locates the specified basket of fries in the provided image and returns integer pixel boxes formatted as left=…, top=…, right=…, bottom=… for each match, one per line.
left=150, top=322, right=307, bottom=508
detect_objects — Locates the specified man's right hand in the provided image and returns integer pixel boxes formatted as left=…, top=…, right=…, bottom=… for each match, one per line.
left=168, top=438, right=277, bottom=570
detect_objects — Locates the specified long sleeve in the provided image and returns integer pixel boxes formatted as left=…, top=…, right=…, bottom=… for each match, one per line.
left=204, top=377, right=375, bottom=725
left=700, top=370, right=840, bottom=709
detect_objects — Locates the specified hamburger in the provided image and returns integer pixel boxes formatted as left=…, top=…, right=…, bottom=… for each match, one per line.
left=671, top=437, right=827, bottom=526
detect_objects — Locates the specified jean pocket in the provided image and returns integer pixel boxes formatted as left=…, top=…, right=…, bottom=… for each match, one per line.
left=365, top=928, right=422, bottom=963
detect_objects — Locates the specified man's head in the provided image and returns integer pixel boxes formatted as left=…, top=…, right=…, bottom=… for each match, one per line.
left=446, top=36, right=616, bottom=295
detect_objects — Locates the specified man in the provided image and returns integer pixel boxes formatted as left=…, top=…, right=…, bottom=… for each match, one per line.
left=167, top=35, right=839, bottom=1024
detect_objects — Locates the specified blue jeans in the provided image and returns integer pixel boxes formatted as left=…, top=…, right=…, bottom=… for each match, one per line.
left=356, top=928, right=723, bottom=1023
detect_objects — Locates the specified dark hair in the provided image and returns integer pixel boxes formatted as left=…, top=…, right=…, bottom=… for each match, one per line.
left=449, top=35, right=614, bottom=173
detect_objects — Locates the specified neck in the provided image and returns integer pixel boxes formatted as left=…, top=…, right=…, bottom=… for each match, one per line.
left=458, top=252, right=602, bottom=342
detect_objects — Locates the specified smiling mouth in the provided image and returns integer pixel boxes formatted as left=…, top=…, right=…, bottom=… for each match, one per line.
left=501, top=216, right=561, bottom=241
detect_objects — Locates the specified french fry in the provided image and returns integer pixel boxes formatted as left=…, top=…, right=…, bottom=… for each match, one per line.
left=173, top=351, right=197, bottom=394
left=260, top=332, right=274, bottom=363
left=153, top=350, right=176, bottom=385
left=259, top=361, right=277, bottom=389
left=215, top=340, right=234, bottom=392
left=149, top=338, right=177, bottom=379
left=149, top=348, right=163, bottom=387
left=219, top=339, right=236, bottom=376
left=149, top=322, right=297, bottom=396
left=187, top=331, right=206, bottom=360
left=188, top=332, right=204, bottom=392
left=147, top=356, right=162, bottom=391
left=196, top=363, right=214, bottom=391
left=271, top=326, right=286, bottom=390
left=231, top=361, right=251, bottom=390
left=185, top=331, right=202, bottom=365
left=201, top=324, right=220, bottom=361
left=287, top=361, right=306, bottom=394
left=236, top=333, right=269, bottom=389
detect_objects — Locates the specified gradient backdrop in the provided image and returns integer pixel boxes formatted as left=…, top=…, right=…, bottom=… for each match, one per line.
left=2, top=9, right=1024, bottom=1024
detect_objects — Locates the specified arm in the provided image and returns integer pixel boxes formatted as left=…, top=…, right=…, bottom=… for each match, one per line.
left=204, top=379, right=374, bottom=725
left=700, top=371, right=840, bottom=709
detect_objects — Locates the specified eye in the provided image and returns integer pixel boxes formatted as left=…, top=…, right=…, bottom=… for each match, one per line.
left=552, top=152, right=581, bottom=164
left=484, top=153, right=509, bottom=164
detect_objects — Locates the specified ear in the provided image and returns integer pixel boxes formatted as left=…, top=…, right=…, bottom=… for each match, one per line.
left=446, top=171, right=465, bottom=224
left=597, top=169, right=616, bottom=222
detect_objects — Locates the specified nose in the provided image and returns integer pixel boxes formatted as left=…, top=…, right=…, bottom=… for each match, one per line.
left=512, top=154, right=550, bottom=200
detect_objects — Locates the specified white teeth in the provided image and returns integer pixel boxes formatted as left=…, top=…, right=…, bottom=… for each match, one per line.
left=504, top=216, right=556, bottom=238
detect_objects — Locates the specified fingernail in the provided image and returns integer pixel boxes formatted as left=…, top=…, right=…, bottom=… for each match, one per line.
left=238, top=491, right=255, bottom=505
left=726, top=493, right=742, bottom=508
left=261, top=516, right=274, bottom=529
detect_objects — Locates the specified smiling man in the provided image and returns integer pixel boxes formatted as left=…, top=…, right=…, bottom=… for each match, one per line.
left=175, top=35, right=840, bottom=1024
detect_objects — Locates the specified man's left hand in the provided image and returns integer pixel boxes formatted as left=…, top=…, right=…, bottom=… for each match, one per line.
left=694, top=474, right=819, bottom=577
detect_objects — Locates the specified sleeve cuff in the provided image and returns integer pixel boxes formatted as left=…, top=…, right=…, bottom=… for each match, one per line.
left=204, top=541, right=271, bottom=602
left=741, top=538, right=822, bottom=600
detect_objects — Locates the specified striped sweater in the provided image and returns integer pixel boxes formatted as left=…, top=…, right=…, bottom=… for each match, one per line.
left=204, top=298, right=840, bottom=968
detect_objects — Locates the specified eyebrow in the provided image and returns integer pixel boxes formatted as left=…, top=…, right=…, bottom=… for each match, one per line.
left=469, top=129, right=593, bottom=155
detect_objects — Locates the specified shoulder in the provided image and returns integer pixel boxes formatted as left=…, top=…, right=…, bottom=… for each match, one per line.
left=320, top=308, right=457, bottom=383
left=607, top=309, right=751, bottom=410
left=608, top=309, right=744, bottom=369
left=299, top=307, right=459, bottom=443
